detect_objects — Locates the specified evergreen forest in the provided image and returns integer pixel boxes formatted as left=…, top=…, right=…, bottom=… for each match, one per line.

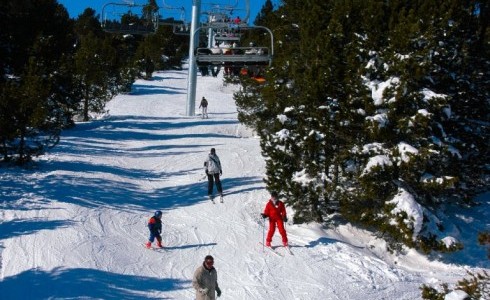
left=235, top=0, right=489, bottom=252
left=0, top=0, right=188, bottom=163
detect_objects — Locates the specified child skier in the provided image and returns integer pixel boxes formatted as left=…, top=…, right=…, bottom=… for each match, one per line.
left=145, top=210, right=164, bottom=249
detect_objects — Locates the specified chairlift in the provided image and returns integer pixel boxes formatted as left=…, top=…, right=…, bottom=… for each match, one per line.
left=101, top=1, right=159, bottom=35
left=158, top=17, right=190, bottom=35
left=157, top=0, right=189, bottom=35
left=213, top=24, right=242, bottom=42
left=196, top=46, right=270, bottom=67
left=195, top=25, right=274, bottom=69
left=172, top=23, right=191, bottom=36
left=213, top=34, right=241, bottom=42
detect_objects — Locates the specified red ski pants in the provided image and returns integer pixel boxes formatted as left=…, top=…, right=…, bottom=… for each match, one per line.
left=266, top=220, right=288, bottom=244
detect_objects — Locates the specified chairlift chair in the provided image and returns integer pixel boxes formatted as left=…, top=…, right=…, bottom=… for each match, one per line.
left=101, top=1, right=159, bottom=35
left=172, top=23, right=191, bottom=36
left=159, top=2, right=189, bottom=35
left=195, top=25, right=274, bottom=69
left=196, top=46, right=270, bottom=67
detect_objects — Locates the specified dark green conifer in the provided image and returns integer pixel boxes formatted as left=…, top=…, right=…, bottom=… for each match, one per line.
left=0, top=0, right=75, bottom=163
left=235, top=0, right=488, bottom=251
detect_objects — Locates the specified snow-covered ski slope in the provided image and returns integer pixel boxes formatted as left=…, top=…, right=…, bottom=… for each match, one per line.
left=1, top=68, right=488, bottom=299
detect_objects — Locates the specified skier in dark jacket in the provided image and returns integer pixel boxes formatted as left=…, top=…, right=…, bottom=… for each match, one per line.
left=199, top=97, right=209, bottom=119
left=204, top=148, right=223, bottom=201
left=261, top=191, right=288, bottom=247
left=145, top=210, right=163, bottom=249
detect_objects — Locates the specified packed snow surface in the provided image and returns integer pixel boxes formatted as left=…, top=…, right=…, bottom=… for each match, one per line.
left=1, top=68, right=488, bottom=299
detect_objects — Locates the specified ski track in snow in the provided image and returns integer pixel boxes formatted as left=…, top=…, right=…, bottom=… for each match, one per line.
left=0, top=68, right=488, bottom=299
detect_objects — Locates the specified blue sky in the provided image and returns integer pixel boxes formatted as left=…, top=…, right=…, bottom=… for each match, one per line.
left=58, top=0, right=271, bottom=24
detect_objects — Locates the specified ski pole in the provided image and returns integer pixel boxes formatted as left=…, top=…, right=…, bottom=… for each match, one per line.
left=262, top=217, right=265, bottom=252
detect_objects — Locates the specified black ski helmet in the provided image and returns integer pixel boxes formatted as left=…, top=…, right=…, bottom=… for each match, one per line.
left=154, top=210, right=162, bottom=217
left=270, top=191, right=278, bottom=198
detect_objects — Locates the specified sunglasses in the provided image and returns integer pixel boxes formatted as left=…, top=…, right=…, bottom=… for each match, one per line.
left=205, top=260, right=214, bottom=265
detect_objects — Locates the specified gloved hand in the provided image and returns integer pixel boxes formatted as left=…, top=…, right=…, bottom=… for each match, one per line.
left=199, top=288, right=209, bottom=295
left=216, top=286, right=222, bottom=297
left=283, top=216, right=288, bottom=222
left=220, top=170, right=222, bottom=175
left=261, top=213, right=268, bottom=219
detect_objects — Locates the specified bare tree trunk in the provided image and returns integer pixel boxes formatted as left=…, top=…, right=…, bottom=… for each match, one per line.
left=83, top=89, right=89, bottom=121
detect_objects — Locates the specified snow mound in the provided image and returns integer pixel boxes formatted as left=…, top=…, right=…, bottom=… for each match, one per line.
left=388, top=188, right=424, bottom=239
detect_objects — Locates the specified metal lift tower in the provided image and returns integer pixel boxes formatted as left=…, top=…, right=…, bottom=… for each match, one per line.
left=186, top=0, right=201, bottom=116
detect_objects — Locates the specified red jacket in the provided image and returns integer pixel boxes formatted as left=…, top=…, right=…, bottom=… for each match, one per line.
left=263, top=199, right=287, bottom=222
left=148, top=216, right=162, bottom=235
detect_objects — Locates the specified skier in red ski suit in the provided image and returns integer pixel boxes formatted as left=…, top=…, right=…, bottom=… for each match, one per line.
left=261, top=191, right=288, bottom=247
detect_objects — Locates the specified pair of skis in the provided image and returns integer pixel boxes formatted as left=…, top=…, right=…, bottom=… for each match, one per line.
left=143, top=245, right=166, bottom=252
left=259, top=242, right=293, bottom=256
left=209, top=195, right=224, bottom=204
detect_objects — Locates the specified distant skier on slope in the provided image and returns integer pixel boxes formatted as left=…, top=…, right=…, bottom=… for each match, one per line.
left=204, top=148, right=223, bottom=202
left=199, top=96, right=209, bottom=119
left=192, top=255, right=222, bottom=299
left=145, top=210, right=163, bottom=249
left=261, top=191, right=289, bottom=247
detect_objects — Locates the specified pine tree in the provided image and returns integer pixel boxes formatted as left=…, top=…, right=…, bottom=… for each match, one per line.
left=74, top=32, right=116, bottom=121
left=134, top=34, right=159, bottom=79
left=235, top=0, right=489, bottom=252
left=142, top=0, right=159, bottom=30
left=0, top=0, right=75, bottom=164
left=132, top=24, right=188, bottom=79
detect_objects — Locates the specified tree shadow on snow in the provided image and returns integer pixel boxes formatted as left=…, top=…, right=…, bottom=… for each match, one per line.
left=55, top=117, right=239, bottom=152
left=219, top=176, right=264, bottom=196
left=305, top=237, right=365, bottom=249
left=0, top=218, right=75, bottom=240
left=2, top=113, right=263, bottom=214
left=130, top=84, right=186, bottom=96
left=0, top=267, right=189, bottom=299
left=151, top=70, right=186, bottom=81
left=151, top=76, right=183, bottom=81
left=425, top=193, right=490, bottom=268
left=24, top=164, right=264, bottom=214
